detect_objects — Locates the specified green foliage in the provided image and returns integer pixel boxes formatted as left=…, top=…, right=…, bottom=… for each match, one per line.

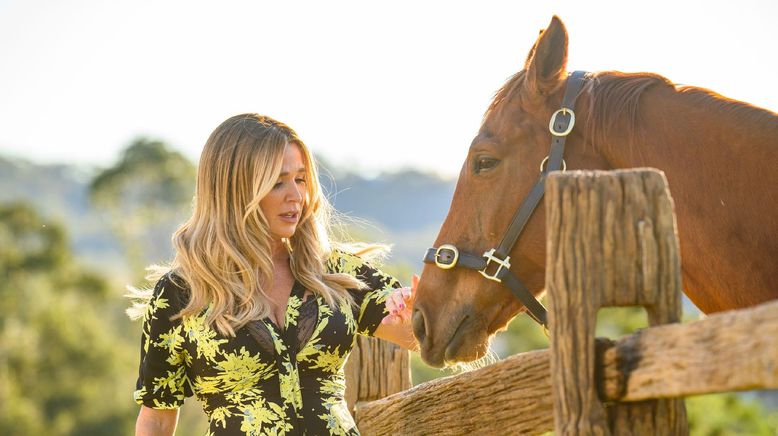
left=686, top=393, right=778, bottom=435
left=88, top=137, right=196, bottom=281
left=0, top=202, right=136, bottom=435
left=89, top=137, right=195, bottom=210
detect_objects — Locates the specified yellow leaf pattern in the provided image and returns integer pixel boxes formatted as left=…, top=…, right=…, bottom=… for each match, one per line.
left=134, top=251, right=400, bottom=434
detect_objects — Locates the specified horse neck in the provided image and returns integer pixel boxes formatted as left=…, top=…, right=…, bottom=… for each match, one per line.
left=587, top=79, right=778, bottom=188
left=582, top=78, right=778, bottom=312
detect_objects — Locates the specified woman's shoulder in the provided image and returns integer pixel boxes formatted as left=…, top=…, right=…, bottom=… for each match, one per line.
left=325, top=249, right=369, bottom=275
left=151, top=270, right=191, bottom=311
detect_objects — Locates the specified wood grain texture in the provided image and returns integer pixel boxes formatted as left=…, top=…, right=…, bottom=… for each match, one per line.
left=546, top=169, right=686, bottom=435
left=345, top=336, right=411, bottom=415
left=355, top=350, right=554, bottom=435
left=354, top=299, right=778, bottom=435
left=602, top=298, right=778, bottom=401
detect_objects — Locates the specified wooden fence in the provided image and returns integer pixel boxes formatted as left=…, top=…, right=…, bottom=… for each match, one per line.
left=345, top=168, right=778, bottom=435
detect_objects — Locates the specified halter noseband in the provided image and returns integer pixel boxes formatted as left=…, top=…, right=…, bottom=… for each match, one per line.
left=423, top=71, right=589, bottom=328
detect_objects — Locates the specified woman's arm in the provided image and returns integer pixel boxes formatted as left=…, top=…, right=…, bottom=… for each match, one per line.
left=374, top=275, right=418, bottom=350
left=135, top=406, right=179, bottom=436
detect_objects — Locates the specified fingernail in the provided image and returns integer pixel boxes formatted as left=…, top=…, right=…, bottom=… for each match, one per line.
left=399, top=304, right=405, bottom=310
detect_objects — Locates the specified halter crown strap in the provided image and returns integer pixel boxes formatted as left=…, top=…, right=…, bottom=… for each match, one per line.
left=423, top=71, right=588, bottom=329
left=493, top=70, right=588, bottom=258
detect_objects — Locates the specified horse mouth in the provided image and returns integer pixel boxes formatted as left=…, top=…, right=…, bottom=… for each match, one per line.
left=443, top=315, right=472, bottom=363
left=423, top=313, right=489, bottom=368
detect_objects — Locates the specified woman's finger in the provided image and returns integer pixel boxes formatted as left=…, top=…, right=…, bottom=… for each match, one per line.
left=393, top=290, right=406, bottom=311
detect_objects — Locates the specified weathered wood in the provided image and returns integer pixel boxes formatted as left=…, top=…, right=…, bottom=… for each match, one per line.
left=355, top=298, right=778, bottom=435
left=546, top=169, right=687, bottom=435
left=601, top=298, right=778, bottom=401
left=355, top=350, right=554, bottom=435
left=344, top=336, right=411, bottom=415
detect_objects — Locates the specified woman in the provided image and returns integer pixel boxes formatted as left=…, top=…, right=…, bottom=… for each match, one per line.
left=131, top=114, right=416, bottom=435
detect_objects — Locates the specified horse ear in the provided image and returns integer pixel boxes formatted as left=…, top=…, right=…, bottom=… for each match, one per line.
left=524, top=16, right=569, bottom=95
left=523, top=30, right=544, bottom=69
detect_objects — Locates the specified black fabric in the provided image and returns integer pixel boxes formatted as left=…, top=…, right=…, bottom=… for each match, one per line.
left=134, top=251, right=400, bottom=435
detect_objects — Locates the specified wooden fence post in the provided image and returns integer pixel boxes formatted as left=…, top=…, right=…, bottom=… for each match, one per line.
left=546, top=168, right=688, bottom=435
left=345, top=336, right=411, bottom=417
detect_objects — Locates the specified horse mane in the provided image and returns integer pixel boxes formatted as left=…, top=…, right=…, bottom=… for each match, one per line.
left=585, top=72, right=778, bottom=152
left=484, top=69, right=777, bottom=150
left=584, top=72, right=673, bottom=154
left=675, top=85, right=778, bottom=128
left=482, top=70, right=671, bottom=151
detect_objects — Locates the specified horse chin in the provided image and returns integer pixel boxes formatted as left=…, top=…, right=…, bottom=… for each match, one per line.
left=487, top=298, right=524, bottom=334
left=443, top=329, right=490, bottom=366
left=421, top=314, right=491, bottom=368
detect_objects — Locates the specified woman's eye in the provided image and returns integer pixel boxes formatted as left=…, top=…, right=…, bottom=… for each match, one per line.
left=295, top=178, right=306, bottom=184
left=474, top=156, right=500, bottom=173
left=273, top=181, right=283, bottom=189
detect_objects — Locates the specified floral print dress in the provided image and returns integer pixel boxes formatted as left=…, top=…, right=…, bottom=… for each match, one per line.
left=134, top=251, right=400, bottom=435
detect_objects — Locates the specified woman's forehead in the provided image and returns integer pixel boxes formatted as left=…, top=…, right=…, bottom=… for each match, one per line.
left=280, top=143, right=306, bottom=173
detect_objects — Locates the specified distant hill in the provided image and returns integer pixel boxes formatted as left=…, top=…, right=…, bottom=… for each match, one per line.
left=0, top=156, right=126, bottom=270
left=322, top=169, right=455, bottom=232
left=0, top=154, right=456, bottom=272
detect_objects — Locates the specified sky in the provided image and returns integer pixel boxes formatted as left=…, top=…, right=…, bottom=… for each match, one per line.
left=1, top=0, right=776, bottom=178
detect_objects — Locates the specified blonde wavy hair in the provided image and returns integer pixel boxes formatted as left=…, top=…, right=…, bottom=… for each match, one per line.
left=128, top=113, right=374, bottom=336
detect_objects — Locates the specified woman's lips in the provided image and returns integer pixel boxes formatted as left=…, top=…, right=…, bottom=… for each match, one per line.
left=279, top=212, right=299, bottom=223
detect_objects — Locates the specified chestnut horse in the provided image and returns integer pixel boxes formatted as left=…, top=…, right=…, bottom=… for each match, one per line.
left=412, top=16, right=778, bottom=367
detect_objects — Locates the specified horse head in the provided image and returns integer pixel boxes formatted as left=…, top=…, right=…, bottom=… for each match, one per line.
left=413, top=16, right=611, bottom=367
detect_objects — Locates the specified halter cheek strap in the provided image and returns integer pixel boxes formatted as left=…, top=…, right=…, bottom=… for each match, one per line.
left=423, top=70, right=589, bottom=328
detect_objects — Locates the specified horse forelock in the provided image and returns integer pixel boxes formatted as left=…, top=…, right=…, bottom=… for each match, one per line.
left=482, top=70, right=528, bottom=126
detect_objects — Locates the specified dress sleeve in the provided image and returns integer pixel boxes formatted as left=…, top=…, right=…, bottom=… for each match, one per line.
left=328, top=251, right=402, bottom=337
left=133, top=274, right=193, bottom=409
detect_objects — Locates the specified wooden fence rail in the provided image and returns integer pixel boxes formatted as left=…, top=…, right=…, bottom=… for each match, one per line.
left=349, top=168, right=778, bottom=435
left=354, top=299, right=778, bottom=435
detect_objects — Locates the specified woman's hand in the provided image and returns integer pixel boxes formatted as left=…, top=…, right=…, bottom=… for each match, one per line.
left=382, top=274, right=418, bottom=325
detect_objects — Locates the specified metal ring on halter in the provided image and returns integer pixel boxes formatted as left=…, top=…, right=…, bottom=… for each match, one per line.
left=434, top=244, right=459, bottom=270
left=539, top=156, right=567, bottom=173
left=548, top=108, right=576, bottom=137
left=479, top=248, right=510, bottom=283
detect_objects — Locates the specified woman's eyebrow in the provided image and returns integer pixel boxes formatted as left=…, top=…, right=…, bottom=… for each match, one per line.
left=278, top=167, right=307, bottom=176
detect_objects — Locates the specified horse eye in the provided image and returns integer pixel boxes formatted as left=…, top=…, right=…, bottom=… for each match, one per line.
left=474, top=156, right=500, bottom=173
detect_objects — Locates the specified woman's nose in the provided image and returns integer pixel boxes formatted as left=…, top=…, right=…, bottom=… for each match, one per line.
left=287, top=183, right=303, bottom=202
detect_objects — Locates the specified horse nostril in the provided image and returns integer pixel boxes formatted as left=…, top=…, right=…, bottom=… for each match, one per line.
left=412, top=308, right=426, bottom=343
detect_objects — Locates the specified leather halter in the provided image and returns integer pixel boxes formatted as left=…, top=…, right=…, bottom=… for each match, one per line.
left=423, top=71, right=588, bottom=328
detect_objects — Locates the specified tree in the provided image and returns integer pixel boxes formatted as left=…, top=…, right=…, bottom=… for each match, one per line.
left=0, top=202, right=136, bottom=435
left=88, top=137, right=196, bottom=281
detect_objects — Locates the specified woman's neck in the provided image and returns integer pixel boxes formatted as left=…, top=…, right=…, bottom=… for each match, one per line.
left=269, top=239, right=290, bottom=264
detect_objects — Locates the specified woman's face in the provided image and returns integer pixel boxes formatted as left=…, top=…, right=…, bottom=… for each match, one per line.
left=260, top=143, right=307, bottom=242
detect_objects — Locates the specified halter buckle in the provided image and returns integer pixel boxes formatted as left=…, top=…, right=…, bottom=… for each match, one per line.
left=540, top=156, right=567, bottom=173
left=479, top=248, right=511, bottom=283
left=548, top=108, right=576, bottom=137
left=434, top=244, right=459, bottom=270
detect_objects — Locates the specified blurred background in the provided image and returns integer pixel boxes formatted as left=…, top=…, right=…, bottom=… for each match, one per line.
left=1, top=0, right=777, bottom=434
